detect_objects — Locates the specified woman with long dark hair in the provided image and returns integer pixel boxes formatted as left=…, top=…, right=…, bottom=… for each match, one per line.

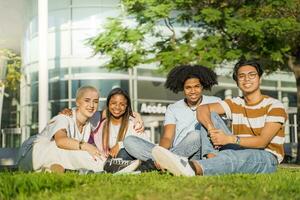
left=94, top=88, right=149, bottom=160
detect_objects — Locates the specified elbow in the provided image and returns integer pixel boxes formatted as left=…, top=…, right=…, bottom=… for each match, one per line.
left=54, top=139, right=65, bottom=149
left=255, top=139, right=269, bottom=149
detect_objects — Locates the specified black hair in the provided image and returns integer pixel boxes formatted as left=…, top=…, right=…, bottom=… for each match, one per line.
left=232, top=60, right=264, bottom=82
left=164, top=64, right=218, bottom=93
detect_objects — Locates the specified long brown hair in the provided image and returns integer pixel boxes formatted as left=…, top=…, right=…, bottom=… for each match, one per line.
left=102, top=88, right=133, bottom=151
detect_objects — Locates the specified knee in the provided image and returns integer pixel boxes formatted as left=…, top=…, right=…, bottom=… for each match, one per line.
left=186, top=131, right=201, bottom=142
left=210, top=112, right=220, bottom=119
left=123, top=135, right=140, bottom=150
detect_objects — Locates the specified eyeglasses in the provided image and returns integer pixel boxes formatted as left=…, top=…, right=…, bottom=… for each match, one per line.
left=237, top=72, right=258, bottom=81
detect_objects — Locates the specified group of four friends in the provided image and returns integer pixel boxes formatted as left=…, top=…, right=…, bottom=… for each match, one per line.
left=18, top=59, right=287, bottom=176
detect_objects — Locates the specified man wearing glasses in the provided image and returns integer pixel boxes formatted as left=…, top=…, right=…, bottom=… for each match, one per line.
left=152, top=60, right=288, bottom=176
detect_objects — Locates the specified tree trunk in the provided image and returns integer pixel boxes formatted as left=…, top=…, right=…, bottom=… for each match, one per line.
left=296, top=77, right=300, bottom=164
left=293, top=65, right=300, bottom=164
left=287, top=55, right=300, bottom=164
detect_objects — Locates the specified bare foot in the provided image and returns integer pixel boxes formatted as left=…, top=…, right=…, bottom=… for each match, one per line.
left=50, top=164, right=65, bottom=173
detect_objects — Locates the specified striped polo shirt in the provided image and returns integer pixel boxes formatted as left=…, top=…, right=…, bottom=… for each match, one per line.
left=219, top=95, right=287, bottom=163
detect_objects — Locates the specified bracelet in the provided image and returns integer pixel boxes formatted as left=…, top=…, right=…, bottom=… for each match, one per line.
left=79, top=141, right=84, bottom=150
left=235, top=136, right=241, bottom=145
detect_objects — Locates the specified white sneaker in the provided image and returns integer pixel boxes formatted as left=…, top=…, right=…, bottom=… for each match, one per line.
left=152, top=146, right=195, bottom=176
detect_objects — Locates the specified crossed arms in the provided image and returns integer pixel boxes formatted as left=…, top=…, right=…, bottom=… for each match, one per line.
left=197, top=103, right=282, bottom=149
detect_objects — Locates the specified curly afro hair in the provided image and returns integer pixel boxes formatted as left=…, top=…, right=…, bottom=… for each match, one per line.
left=164, top=64, right=218, bottom=93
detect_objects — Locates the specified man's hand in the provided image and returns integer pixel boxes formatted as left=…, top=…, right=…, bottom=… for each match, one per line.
left=59, top=108, right=73, bottom=116
left=209, top=129, right=235, bottom=146
left=109, top=144, right=120, bottom=158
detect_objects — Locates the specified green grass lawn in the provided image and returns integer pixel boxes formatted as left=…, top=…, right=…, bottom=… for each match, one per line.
left=1, top=167, right=300, bottom=200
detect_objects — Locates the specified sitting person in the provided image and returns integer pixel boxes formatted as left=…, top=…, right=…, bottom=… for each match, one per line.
left=152, top=60, right=287, bottom=176
left=17, top=86, right=140, bottom=173
left=124, top=65, right=222, bottom=172
left=93, top=88, right=149, bottom=167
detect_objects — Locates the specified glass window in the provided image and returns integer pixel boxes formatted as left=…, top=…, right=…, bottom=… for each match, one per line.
left=50, top=101, right=69, bottom=118
left=101, top=0, right=120, bottom=6
left=282, top=92, right=297, bottom=107
left=29, top=37, right=38, bottom=62
left=72, top=79, right=129, bottom=98
left=72, top=7, right=102, bottom=29
left=137, top=68, right=167, bottom=78
left=48, top=9, right=70, bottom=29
left=261, top=80, right=277, bottom=87
left=48, top=30, right=71, bottom=58
left=48, top=0, right=70, bottom=10
left=31, top=83, right=38, bottom=102
left=71, top=66, right=127, bottom=74
left=49, top=81, right=69, bottom=100
left=49, top=66, right=68, bottom=79
left=72, top=29, right=99, bottom=56
left=261, top=90, right=278, bottom=99
left=137, top=80, right=182, bottom=100
left=282, top=81, right=296, bottom=88
left=72, top=0, right=102, bottom=6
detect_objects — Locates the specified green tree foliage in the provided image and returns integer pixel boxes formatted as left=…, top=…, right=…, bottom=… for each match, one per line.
left=0, top=49, right=21, bottom=92
left=89, top=0, right=300, bottom=162
left=0, top=49, right=21, bottom=128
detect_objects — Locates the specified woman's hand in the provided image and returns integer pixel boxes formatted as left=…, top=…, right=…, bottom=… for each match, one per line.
left=81, top=142, right=103, bottom=161
left=109, top=144, right=120, bottom=158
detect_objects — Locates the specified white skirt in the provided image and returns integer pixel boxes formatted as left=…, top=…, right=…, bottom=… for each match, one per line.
left=18, top=136, right=105, bottom=172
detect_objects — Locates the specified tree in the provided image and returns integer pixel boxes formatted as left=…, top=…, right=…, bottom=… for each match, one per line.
left=0, top=49, right=21, bottom=92
left=0, top=49, right=21, bottom=129
left=89, top=0, right=300, bottom=162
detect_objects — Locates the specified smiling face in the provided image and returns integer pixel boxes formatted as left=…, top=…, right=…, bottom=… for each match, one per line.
left=76, top=89, right=99, bottom=118
left=237, top=65, right=261, bottom=95
left=183, top=78, right=203, bottom=106
left=108, top=94, right=128, bottom=119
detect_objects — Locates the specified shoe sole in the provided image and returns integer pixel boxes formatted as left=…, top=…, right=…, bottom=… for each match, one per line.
left=114, top=160, right=141, bottom=174
left=152, top=146, right=193, bottom=176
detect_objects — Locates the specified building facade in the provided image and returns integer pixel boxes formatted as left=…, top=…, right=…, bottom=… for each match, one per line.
left=17, top=0, right=297, bottom=147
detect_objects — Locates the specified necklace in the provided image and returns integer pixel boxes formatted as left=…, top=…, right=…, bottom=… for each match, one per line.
left=185, top=96, right=203, bottom=112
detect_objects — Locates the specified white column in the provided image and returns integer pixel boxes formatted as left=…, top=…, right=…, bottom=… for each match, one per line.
left=0, top=57, right=7, bottom=147
left=133, top=67, right=138, bottom=111
left=224, top=89, right=232, bottom=99
left=282, top=96, right=290, bottom=143
left=38, top=0, right=49, bottom=132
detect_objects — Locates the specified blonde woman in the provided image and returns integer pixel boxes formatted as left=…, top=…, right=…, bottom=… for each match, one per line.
left=18, top=86, right=139, bottom=173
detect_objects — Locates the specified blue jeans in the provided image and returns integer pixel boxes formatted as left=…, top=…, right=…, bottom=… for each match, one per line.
left=197, top=149, right=278, bottom=175
left=124, top=130, right=203, bottom=161
left=193, top=114, right=278, bottom=175
left=124, top=113, right=228, bottom=161
left=116, top=148, right=135, bottom=160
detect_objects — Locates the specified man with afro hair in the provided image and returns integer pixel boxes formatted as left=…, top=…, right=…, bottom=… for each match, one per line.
left=124, top=64, right=225, bottom=172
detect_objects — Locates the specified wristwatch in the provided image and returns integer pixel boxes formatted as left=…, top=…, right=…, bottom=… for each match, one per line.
left=235, top=136, right=241, bottom=145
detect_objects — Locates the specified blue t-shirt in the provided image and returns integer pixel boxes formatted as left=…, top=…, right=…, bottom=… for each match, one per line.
left=164, top=95, right=221, bottom=147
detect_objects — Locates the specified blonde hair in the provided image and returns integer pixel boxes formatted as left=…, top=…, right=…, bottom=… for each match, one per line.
left=76, top=86, right=99, bottom=101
